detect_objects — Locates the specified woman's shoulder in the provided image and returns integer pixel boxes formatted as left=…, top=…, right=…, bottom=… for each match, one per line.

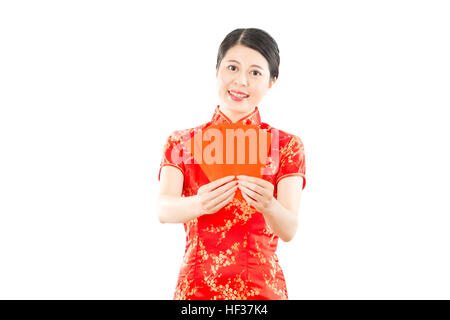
left=165, top=122, right=212, bottom=144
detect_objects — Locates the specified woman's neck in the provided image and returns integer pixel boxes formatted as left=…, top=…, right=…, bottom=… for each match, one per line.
left=219, top=105, right=255, bottom=123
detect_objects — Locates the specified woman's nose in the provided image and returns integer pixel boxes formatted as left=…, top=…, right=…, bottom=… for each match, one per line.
left=234, top=72, right=248, bottom=86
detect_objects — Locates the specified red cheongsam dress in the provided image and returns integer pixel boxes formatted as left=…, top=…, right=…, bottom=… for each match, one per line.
left=158, top=105, right=306, bottom=300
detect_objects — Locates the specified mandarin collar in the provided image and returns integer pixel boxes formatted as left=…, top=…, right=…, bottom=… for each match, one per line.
left=210, top=105, right=261, bottom=125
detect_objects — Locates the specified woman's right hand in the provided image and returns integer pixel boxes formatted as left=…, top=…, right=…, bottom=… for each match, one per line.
left=196, top=175, right=238, bottom=216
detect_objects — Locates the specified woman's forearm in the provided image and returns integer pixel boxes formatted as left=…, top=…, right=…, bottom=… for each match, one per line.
left=157, top=195, right=202, bottom=224
left=262, top=198, right=298, bottom=242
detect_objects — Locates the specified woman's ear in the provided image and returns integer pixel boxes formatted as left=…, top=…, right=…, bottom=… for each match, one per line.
left=269, top=77, right=277, bottom=88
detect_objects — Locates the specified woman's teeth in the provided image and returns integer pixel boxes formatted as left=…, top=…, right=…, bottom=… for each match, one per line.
left=229, top=90, right=249, bottom=98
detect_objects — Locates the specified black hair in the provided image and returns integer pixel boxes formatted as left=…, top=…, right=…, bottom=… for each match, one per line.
left=216, top=28, right=280, bottom=83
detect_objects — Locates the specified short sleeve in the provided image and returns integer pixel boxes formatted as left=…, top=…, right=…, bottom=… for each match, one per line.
left=275, top=135, right=306, bottom=190
left=158, top=132, right=185, bottom=181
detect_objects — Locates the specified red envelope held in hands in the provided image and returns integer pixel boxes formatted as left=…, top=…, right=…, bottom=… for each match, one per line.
left=184, top=123, right=273, bottom=200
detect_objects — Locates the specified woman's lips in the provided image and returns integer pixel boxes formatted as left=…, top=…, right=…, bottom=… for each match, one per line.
left=228, top=90, right=249, bottom=101
left=229, top=89, right=249, bottom=96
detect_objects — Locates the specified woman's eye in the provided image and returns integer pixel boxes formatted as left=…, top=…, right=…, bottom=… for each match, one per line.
left=227, top=65, right=261, bottom=76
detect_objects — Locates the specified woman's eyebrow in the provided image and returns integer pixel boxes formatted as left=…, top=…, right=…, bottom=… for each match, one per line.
left=226, top=59, right=264, bottom=70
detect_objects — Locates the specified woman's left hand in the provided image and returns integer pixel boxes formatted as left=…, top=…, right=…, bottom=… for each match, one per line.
left=237, top=175, right=275, bottom=214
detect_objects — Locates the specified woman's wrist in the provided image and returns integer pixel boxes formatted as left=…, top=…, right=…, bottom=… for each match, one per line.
left=192, top=194, right=204, bottom=218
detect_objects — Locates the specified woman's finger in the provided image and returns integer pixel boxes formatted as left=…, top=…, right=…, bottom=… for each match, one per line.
left=209, top=192, right=236, bottom=213
left=207, top=180, right=238, bottom=201
left=237, top=175, right=274, bottom=189
left=207, top=184, right=238, bottom=209
left=205, top=175, right=235, bottom=192
left=238, top=183, right=263, bottom=202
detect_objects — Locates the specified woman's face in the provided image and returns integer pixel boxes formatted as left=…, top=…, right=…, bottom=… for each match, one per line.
left=216, top=44, right=276, bottom=115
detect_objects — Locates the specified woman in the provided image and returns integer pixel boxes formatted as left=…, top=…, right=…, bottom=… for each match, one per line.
left=157, top=28, right=306, bottom=300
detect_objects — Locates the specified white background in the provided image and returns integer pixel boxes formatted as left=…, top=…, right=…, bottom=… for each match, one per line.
left=1, top=0, right=449, bottom=299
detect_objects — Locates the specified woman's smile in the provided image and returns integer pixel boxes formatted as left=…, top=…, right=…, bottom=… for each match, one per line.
left=228, top=89, right=249, bottom=102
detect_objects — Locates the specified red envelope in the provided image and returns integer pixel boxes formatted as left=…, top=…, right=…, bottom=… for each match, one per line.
left=185, top=123, right=272, bottom=200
